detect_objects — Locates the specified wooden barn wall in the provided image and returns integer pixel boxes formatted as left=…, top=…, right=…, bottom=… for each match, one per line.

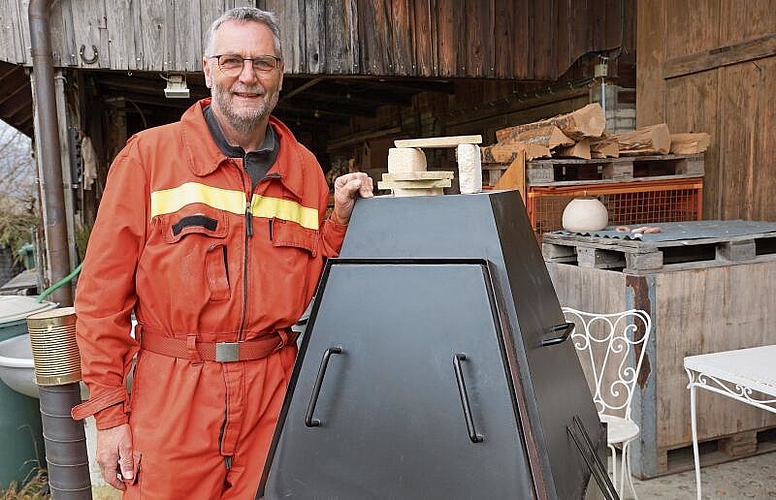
left=262, top=0, right=630, bottom=80
left=637, top=0, right=776, bottom=221
left=1, top=0, right=628, bottom=80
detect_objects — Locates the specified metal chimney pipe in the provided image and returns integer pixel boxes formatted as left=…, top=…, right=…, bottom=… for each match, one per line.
left=28, top=0, right=73, bottom=307
left=27, top=307, right=92, bottom=499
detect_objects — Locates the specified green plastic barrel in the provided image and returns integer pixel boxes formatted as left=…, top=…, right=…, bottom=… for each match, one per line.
left=0, top=296, right=56, bottom=489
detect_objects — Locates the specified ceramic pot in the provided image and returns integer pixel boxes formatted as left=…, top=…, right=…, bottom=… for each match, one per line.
left=562, top=197, right=608, bottom=232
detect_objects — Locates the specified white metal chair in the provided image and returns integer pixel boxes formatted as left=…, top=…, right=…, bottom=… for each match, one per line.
left=562, top=307, right=652, bottom=500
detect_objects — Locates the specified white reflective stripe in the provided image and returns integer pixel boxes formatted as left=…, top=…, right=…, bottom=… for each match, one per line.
left=251, top=195, right=319, bottom=230
left=150, top=182, right=320, bottom=230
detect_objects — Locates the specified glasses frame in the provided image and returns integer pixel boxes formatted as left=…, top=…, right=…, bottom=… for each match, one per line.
left=209, top=54, right=282, bottom=76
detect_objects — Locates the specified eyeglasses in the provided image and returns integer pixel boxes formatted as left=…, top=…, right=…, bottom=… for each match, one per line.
left=209, top=54, right=282, bottom=76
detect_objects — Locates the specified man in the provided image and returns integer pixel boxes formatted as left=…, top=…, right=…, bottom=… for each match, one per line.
left=71, top=7, right=373, bottom=499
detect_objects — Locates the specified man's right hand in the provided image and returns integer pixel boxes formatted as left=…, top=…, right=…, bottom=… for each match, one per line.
left=96, top=423, right=138, bottom=490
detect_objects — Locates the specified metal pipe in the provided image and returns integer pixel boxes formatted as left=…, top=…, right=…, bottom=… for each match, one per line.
left=28, top=307, right=91, bottom=499
left=28, top=0, right=73, bottom=306
left=39, top=384, right=92, bottom=499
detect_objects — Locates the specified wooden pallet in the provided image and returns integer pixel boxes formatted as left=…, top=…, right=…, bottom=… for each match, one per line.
left=543, top=226, right=776, bottom=272
left=654, top=428, right=776, bottom=477
left=526, top=153, right=704, bottom=186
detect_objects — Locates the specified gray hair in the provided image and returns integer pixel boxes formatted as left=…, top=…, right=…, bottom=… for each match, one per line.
left=204, top=7, right=282, bottom=60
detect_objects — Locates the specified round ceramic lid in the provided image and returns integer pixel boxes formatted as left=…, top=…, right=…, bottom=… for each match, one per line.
left=0, top=296, right=58, bottom=324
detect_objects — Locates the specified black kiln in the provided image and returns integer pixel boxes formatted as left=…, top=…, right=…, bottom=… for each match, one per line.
left=257, top=190, right=616, bottom=499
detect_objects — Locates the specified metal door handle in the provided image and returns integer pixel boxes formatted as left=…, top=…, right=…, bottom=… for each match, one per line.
left=541, top=322, right=575, bottom=346
left=305, top=346, right=342, bottom=427
left=453, top=353, right=484, bottom=443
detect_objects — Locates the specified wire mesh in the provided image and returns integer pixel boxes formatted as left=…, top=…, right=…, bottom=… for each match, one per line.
left=527, top=179, right=703, bottom=234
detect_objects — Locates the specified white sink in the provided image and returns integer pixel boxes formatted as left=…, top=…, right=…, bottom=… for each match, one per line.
left=0, top=322, right=137, bottom=399
left=0, top=334, right=38, bottom=398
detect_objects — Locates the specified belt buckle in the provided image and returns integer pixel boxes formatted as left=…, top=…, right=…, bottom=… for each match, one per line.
left=215, top=342, right=240, bottom=362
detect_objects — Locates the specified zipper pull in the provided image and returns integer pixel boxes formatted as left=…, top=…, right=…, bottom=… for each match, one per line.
left=245, top=204, right=253, bottom=237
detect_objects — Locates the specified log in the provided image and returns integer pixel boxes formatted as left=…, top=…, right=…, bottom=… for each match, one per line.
left=555, top=138, right=591, bottom=159
left=504, top=125, right=574, bottom=150
left=590, top=137, right=620, bottom=158
left=616, top=123, right=671, bottom=156
left=495, top=103, right=606, bottom=142
left=670, top=133, right=711, bottom=154
left=481, top=142, right=550, bottom=163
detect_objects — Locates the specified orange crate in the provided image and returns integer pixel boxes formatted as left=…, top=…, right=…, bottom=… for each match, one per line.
left=527, top=178, right=703, bottom=234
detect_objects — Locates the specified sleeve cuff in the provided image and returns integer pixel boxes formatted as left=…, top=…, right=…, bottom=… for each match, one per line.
left=94, top=406, right=130, bottom=430
left=71, top=386, right=128, bottom=426
left=321, top=216, right=348, bottom=257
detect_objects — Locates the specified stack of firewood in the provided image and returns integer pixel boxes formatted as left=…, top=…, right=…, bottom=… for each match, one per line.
left=482, top=103, right=711, bottom=165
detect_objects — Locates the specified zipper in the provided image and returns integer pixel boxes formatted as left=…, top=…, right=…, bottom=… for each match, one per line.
left=239, top=196, right=250, bottom=341
left=235, top=167, right=284, bottom=341
left=228, top=159, right=252, bottom=342
left=245, top=202, right=253, bottom=237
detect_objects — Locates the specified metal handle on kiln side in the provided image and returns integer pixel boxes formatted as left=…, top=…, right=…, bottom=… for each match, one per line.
left=453, top=353, right=484, bottom=443
left=304, top=346, right=342, bottom=427
left=541, top=322, right=575, bottom=347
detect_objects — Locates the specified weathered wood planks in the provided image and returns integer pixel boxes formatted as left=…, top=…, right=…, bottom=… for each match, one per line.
left=0, top=0, right=628, bottom=81
left=638, top=0, right=776, bottom=223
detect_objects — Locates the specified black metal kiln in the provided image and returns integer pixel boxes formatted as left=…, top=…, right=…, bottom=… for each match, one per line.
left=257, top=190, right=616, bottom=499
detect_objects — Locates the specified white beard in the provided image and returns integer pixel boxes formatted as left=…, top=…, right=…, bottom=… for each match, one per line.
left=211, top=82, right=280, bottom=135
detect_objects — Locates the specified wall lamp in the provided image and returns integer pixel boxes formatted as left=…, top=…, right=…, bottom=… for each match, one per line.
left=163, top=74, right=190, bottom=98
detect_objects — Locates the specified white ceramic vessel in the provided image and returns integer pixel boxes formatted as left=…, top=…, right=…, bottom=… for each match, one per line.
left=561, top=197, right=609, bottom=233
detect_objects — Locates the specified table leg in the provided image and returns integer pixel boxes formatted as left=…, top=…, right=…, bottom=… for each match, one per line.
left=690, top=382, right=702, bottom=500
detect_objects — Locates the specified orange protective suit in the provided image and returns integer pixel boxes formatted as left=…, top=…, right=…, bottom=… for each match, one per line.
left=72, top=99, right=347, bottom=498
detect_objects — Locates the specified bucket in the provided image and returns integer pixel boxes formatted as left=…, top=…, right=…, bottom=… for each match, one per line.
left=0, top=296, right=56, bottom=489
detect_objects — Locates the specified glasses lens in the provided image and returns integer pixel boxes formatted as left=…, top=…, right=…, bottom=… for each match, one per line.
left=253, top=56, right=279, bottom=72
left=218, top=55, right=244, bottom=74
left=215, top=55, right=280, bottom=75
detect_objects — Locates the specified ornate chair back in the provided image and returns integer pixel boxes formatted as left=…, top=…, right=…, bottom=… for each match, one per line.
left=562, top=307, right=652, bottom=421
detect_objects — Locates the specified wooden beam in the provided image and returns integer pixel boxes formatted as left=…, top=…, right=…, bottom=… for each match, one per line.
left=0, top=84, right=33, bottom=107
left=663, top=33, right=776, bottom=80
left=297, top=89, right=413, bottom=108
left=445, top=86, right=589, bottom=128
left=280, top=77, right=324, bottom=102
left=394, top=135, right=482, bottom=148
left=273, top=104, right=355, bottom=122
left=3, top=96, right=33, bottom=119
left=327, top=126, right=403, bottom=151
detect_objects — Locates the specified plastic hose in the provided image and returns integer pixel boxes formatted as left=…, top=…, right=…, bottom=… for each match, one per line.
left=36, top=262, right=83, bottom=303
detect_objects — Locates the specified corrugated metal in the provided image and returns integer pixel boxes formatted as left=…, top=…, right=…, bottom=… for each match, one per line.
left=555, top=220, right=776, bottom=242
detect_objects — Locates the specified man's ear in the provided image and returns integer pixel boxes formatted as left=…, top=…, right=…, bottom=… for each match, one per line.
left=202, top=57, right=213, bottom=88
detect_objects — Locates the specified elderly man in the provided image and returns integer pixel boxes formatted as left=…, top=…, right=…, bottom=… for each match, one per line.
left=72, top=7, right=372, bottom=499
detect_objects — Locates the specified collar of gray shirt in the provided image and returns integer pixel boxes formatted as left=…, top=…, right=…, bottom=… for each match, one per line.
left=203, top=105, right=279, bottom=189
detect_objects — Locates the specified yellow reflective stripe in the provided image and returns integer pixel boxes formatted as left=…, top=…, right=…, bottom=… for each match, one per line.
left=150, top=182, right=320, bottom=230
left=251, top=195, right=319, bottom=230
left=150, top=182, right=245, bottom=217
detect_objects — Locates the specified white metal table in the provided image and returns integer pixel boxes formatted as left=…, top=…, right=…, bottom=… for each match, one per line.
left=684, top=345, right=776, bottom=500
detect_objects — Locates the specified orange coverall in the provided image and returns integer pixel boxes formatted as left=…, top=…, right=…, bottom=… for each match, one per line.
left=72, top=99, right=347, bottom=498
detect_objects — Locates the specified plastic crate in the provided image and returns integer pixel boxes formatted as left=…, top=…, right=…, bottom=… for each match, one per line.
left=527, top=178, right=703, bottom=234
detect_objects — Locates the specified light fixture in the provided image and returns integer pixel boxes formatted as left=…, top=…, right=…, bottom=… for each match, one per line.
left=163, top=74, right=190, bottom=99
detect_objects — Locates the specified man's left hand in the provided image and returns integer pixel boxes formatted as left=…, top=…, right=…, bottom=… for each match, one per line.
left=332, top=172, right=374, bottom=224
